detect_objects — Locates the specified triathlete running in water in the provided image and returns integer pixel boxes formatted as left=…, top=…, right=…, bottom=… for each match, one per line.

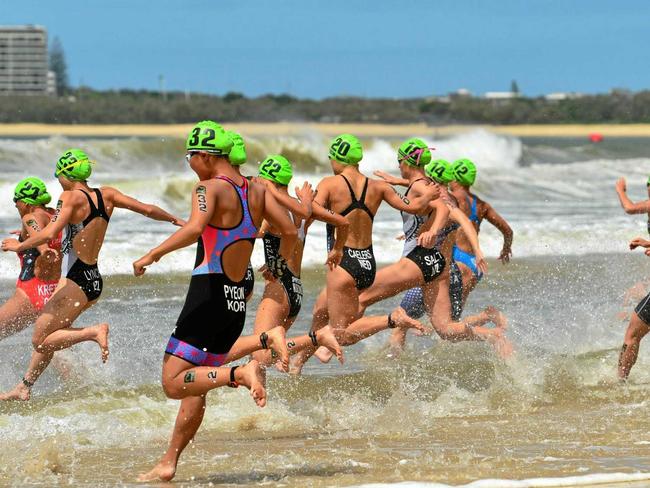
left=0, top=149, right=183, bottom=401
left=615, top=177, right=650, bottom=380
left=337, top=150, right=502, bottom=350
left=290, top=134, right=438, bottom=374
left=255, top=154, right=349, bottom=369
left=375, top=159, right=510, bottom=356
left=0, top=178, right=61, bottom=340
left=134, top=122, right=342, bottom=483
left=378, top=158, right=513, bottom=321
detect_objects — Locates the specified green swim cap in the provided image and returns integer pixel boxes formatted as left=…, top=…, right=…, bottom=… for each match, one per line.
left=55, top=149, right=93, bottom=181
left=398, top=138, right=432, bottom=167
left=13, top=177, right=51, bottom=205
left=186, top=120, right=233, bottom=155
left=452, top=158, right=477, bottom=186
left=226, top=131, right=247, bottom=166
left=329, top=134, right=363, bottom=165
left=258, top=155, right=293, bottom=186
left=425, top=159, right=455, bottom=184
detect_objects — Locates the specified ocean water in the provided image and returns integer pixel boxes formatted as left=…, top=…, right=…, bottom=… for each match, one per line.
left=1, top=130, right=650, bottom=487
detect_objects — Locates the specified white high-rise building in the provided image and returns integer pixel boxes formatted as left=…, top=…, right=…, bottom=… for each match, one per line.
left=0, top=25, right=51, bottom=95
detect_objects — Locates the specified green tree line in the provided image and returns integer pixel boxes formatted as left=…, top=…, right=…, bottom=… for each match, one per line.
left=1, top=88, right=650, bottom=124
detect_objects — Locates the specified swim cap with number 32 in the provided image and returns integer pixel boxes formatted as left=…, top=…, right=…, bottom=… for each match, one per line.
left=329, top=134, right=363, bottom=165
left=186, top=120, right=233, bottom=155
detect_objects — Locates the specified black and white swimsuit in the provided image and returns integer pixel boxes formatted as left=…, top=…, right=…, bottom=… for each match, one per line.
left=401, top=179, right=447, bottom=283
left=62, top=189, right=109, bottom=302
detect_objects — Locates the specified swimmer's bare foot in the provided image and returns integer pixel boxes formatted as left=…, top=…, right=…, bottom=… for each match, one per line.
left=289, top=350, right=308, bottom=376
left=93, top=323, right=110, bottom=363
left=0, top=382, right=31, bottom=402
left=314, top=345, right=334, bottom=363
left=316, top=326, right=344, bottom=364
left=265, top=326, right=288, bottom=372
left=235, top=360, right=267, bottom=407
left=391, top=306, right=426, bottom=334
left=137, top=460, right=176, bottom=482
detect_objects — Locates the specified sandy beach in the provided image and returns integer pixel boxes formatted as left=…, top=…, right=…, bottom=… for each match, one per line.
left=2, top=122, right=650, bottom=138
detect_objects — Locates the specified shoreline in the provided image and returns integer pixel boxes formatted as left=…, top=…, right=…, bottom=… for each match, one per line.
left=2, top=122, right=650, bottom=138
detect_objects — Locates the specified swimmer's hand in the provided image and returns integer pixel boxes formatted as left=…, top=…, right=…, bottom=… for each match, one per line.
left=476, top=252, right=488, bottom=274
left=396, top=234, right=405, bottom=241
left=295, top=182, right=315, bottom=204
left=172, top=218, right=187, bottom=227
left=1, top=238, right=20, bottom=253
left=9, top=229, right=21, bottom=236
left=416, top=230, right=436, bottom=248
left=616, top=178, right=627, bottom=193
left=498, top=245, right=512, bottom=264
left=259, top=264, right=276, bottom=282
left=630, top=237, right=650, bottom=250
left=325, top=248, right=342, bottom=269
left=133, top=253, right=156, bottom=276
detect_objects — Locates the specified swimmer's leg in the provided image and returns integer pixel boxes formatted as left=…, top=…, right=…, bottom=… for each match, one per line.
left=340, top=307, right=426, bottom=346
left=0, top=290, right=37, bottom=341
left=285, top=326, right=344, bottom=364
left=289, top=270, right=350, bottom=375
left=161, top=355, right=266, bottom=404
left=425, top=279, right=512, bottom=357
left=137, top=395, right=206, bottom=483
left=618, top=312, right=650, bottom=380
left=358, top=259, right=422, bottom=313
left=456, top=261, right=479, bottom=310
left=223, top=326, right=289, bottom=371
left=32, top=280, right=108, bottom=360
left=313, top=266, right=360, bottom=363
left=0, top=282, right=108, bottom=401
left=251, top=281, right=290, bottom=368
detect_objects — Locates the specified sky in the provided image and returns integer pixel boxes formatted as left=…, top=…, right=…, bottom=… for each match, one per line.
left=3, top=0, right=650, bottom=99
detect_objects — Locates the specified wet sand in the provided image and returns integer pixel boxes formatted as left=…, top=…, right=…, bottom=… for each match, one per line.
left=1, top=122, right=650, bottom=138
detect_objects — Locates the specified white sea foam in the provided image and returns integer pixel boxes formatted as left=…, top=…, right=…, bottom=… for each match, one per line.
left=352, top=472, right=650, bottom=487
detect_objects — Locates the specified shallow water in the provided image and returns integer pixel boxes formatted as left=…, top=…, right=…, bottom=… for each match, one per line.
left=1, top=253, right=650, bottom=487
left=2, top=131, right=650, bottom=486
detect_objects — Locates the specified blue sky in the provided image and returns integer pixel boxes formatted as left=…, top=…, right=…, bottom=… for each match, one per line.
left=4, top=0, right=649, bottom=98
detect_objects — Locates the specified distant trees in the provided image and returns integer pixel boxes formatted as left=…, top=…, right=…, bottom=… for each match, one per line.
left=1, top=87, right=650, bottom=124
left=49, top=37, right=69, bottom=96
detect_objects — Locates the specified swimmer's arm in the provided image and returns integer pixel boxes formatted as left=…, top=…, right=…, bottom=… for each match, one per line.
left=21, top=213, right=50, bottom=254
left=416, top=200, right=450, bottom=247
left=263, top=189, right=298, bottom=261
left=381, top=181, right=438, bottom=213
left=105, top=187, right=185, bottom=226
left=267, top=182, right=313, bottom=220
left=449, top=206, right=487, bottom=274
left=484, top=204, right=513, bottom=261
left=312, top=203, right=350, bottom=252
left=616, top=178, right=650, bottom=214
left=373, top=170, right=409, bottom=187
left=144, top=182, right=216, bottom=263
left=5, top=194, right=73, bottom=253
